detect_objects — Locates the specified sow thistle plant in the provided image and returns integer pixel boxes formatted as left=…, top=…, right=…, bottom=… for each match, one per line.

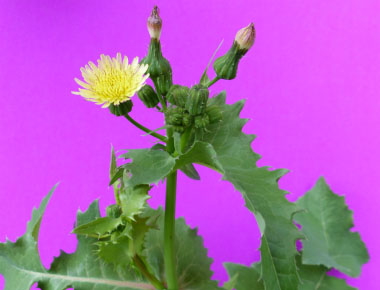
left=0, top=6, right=369, bottom=290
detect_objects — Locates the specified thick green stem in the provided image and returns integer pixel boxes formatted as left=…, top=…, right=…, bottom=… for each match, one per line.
left=164, top=170, right=178, bottom=290
left=133, top=254, right=165, bottom=290
left=124, top=114, right=167, bottom=143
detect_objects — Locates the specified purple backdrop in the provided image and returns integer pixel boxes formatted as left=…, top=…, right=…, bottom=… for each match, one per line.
left=1, top=0, right=379, bottom=289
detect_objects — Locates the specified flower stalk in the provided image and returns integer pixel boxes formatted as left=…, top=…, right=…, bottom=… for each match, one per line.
left=124, top=114, right=167, bottom=143
left=163, top=170, right=178, bottom=290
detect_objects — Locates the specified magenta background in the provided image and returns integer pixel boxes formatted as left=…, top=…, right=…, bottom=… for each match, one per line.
left=0, top=0, right=379, bottom=289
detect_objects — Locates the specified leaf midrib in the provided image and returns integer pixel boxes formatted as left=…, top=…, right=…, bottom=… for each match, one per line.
left=7, top=261, right=154, bottom=290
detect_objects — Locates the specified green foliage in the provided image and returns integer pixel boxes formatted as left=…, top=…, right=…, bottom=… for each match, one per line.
left=296, top=256, right=356, bottom=290
left=224, top=263, right=263, bottom=290
left=120, top=148, right=176, bottom=187
left=119, top=183, right=151, bottom=221
left=1, top=9, right=369, bottom=290
left=144, top=208, right=222, bottom=290
left=72, top=216, right=123, bottom=238
left=224, top=258, right=356, bottom=290
left=0, top=189, right=153, bottom=290
left=195, top=92, right=302, bottom=290
left=295, top=177, right=369, bottom=277
left=178, top=163, right=201, bottom=180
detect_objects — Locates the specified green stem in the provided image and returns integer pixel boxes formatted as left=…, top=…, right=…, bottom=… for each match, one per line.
left=112, top=181, right=121, bottom=206
left=124, top=114, right=167, bottom=143
left=133, top=254, right=165, bottom=290
left=207, top=76, right=220, bottom=88
left=164, top=170, right=178, bottom=290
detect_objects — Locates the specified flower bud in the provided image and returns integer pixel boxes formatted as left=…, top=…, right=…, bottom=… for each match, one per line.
left=137, top=85, right=160, bottom=108
left=235, top=23, right=255, bottom=51
left=186, top=85, right=209, bottom=116
left=108, top=100, right=133, bottom=117
left=106, top=204, right=122, bottom=218
left=165, top=107, right=184, bottom=126
left=206, top=105, right=223, bottom=124
left=194, top=114, right=210, bottom=129
left=182, top=112, right=193, bottom=127
left=141, top=6, right=173, bottom=96
left=167, top=85, right=189, bottom=107
left=147, top=6, right=162, bottom=40
left=213, top=23, right=255, bottom=80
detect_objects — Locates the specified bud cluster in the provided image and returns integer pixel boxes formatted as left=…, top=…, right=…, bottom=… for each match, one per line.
left=165, top=84, right=222, bottom=132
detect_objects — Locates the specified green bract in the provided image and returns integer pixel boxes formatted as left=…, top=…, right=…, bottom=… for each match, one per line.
left=0, top=5, right=369, bottom=290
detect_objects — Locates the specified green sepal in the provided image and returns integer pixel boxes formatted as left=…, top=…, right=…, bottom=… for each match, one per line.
left=167, top=84, right=189, bottom=107
left=194, top=114, right=210, bottom=129
left=137, top=84, right=160, bottom=108
left=108, top=100, right=133, bottom=117
left=141, top=39, right=173, bottom=96
left=206, top=104, right=223, bottom=124
left=213, top=42, right=246, bottom=80
left=186, top=84, right=209, bottom=115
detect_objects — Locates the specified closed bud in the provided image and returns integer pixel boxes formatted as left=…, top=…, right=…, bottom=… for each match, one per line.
left=235, top=23, right=255, bottom=51
left=141, top=39, right=173, bottom=96
left=167, top=85, right=189, bottom=107
left=137, top=85, right=159, bottom=108
left=147, top=6, right=162, bottom=40
left=141, top=6, right=173, bottom=95
left=194, top=114, right=210, bottom=129
left=106, top=204, right=122, bottom=218
left=108, top=100, right=133, bottom=117
left=165, top=107, right=184, bottom=126
left=206, top=105, right=223, bottom=123
left=172, top=125, right=185, bottom=133
left=182, top=112, right=193, bottom=127
left=186, top=85, right=209, bottom=115
left=213, top=23, right=255, bottom=80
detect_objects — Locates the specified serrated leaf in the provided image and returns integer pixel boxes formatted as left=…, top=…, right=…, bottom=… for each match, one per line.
left=195, top=92, right=302, bottom=290
left=144, top=208, right=222, bottom=289
left=179, top=163, right=201, bottom=180
left=224, top=263, right=264, bottom=290
left=297, top=255, right=356, bottom=290
left=97, top=235, right=133, bottom=266
left=0, top=188, right=155, bottom=290
left=72, top=216, right=123, bottom=238
left=120, top=148, right=176, bottom=187
left=295, top=177, right=369, bottom=277
left=120, top=184, right=151, bottom=221
left=224, top=259, right=355, bottom=290
left=175, top=141, right=224, bottom=173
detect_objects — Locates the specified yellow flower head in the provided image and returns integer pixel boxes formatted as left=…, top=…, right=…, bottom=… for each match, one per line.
left=73, top=53, right=149, bottom=108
